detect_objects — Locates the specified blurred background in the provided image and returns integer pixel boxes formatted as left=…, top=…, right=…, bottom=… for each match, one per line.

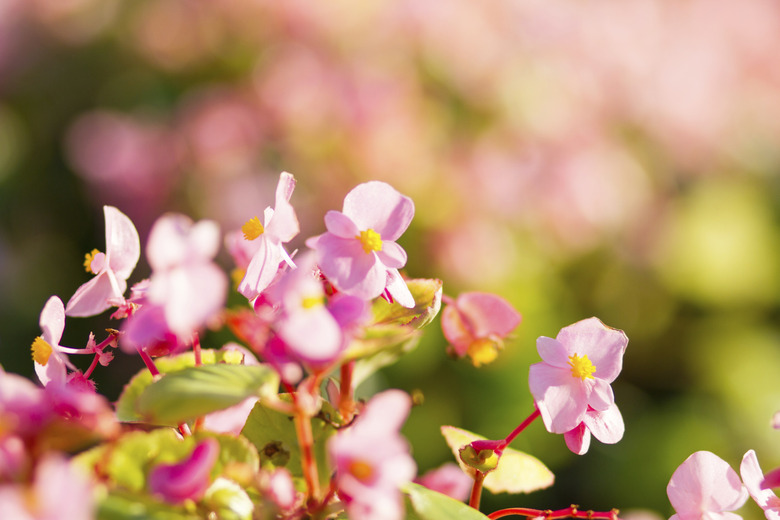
left=1, top=0, right=780, bottom=517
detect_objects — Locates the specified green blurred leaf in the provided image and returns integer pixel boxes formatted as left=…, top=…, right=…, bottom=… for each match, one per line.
left=97, top=490, right=201, bottom=520
left=441, top=426, right=554, bottom=495
left=372, top=278, right=443, bottom=328
left=135, top=364, right=279, bottom=426
left=402, top=482, right=489, bottom=520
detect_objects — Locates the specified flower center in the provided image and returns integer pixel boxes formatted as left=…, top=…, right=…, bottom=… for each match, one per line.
left=242, top=217, right=265, bottom=241
left=467, top=338, right=501, bottom=367
left=83, top=249, right=102, bottom=273
left=568, top=353, right=596, bottom=380
left=356, top=229, right=382, bottom=254
left=31, top=336, right=53, bottom=366
left=301, top=295, right=325, bottom=309
left=348, top=459, right=375, bottom=483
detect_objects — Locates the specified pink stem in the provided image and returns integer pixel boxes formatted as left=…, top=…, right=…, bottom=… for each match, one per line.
left=499, top=408, right=541, bottom=451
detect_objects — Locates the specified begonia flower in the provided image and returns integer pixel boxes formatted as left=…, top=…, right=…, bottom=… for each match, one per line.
left=238, top=171, right=299, bottom=301
left=328, top=389, right=416, bottom=520
left=148, top=438, right=220, bottom=504
left=562, top=403, right=624, bottom=455
left=441, top=292, right=521, bottom=366
left=529, top=317, right=628, bottom=433
left=0, top=365, right=49, bottom=437
left=66, top=205, right=140, bottom=317
left=145, top=213, right=227, bottom=338
left=414, top=463, right=473, bottom=502
left=306, top=181, right=415, bottom=307
left=667, top=451, right=748, bottom=520
left=31, top=296, right=76, bottom=387
left=740, top=450, right=780, bottom=520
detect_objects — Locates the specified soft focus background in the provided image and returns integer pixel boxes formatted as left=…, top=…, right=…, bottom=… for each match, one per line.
left=2, top=0, right=780, bottom=518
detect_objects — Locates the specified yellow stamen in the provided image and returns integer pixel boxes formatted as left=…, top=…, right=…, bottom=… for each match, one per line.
left=242, top=217, right=265, bottom=241
left=348, top=460, right=374, bottom=483
left=301, top=295, right=325, bottom=309
left=83, top=249, right=100, bottom=273
left=568, top=353, right=596, bottom=380
left=467, top=338, right=502, bottom=367
left=356, top=229, right=382, bottom=254
left=31, top=337, right=53, bottom=366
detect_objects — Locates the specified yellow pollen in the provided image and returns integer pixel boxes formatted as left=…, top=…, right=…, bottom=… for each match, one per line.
left=568, top=353, right=596, bottom=380
left=83, top=249, right=100, bottom=273
left=31, top=337, right=53, bottom=366
left=356, top=229, right=382, bottom=254
left=301, top=295, right=325, bottom=309
left=467, top=338, right=502, bottom=367
left=348, top=460, right=374, bottom=483
left=242, top=217, right=265, bottom=241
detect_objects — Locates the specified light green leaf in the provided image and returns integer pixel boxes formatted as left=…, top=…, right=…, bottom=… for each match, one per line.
left=441, top=426, right=554, bottom=495
left=372, top=278, right=443, bottom=328
left=96, top=490, right=201, bottom=520
left=403, top=482, right=489, bottom=520
left=135, top=364, right=279, bottom=426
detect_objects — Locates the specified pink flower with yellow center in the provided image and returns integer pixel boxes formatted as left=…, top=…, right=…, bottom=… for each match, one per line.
left=31, top=296, right=76, bottom=387
left=306, top=181, right=415, bottom=307
left=528, top=317, right=628, bottom=434
left=668, top=451, right=748, bottom=520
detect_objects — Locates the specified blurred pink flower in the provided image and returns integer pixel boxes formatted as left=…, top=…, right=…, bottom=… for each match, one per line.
left=148, top=438, right=219, bottom=504
left=238, top=171, right=299, bottom=302
left=562, top=403, right=624, bottom=456
left=414, top=463, right=472, bottom=502
left=441, top=291, right=521, bottom=366
left=328, top=389, right=416, bottom=520
left=66, top=205, right=140, bottom=317
left=306, top=181, right=414, bottom=306
left=31, top=296, right=75, bottom=387
left=529, top=317, right=628, bottom=433
left=667, top=451, right=748, bottom=520
left=146, top=213, right=227, bottom=338
left=0, top=365, right=49, bottom=437
left=267, top=468, right=296, bottom=511
left=740, top=450, right=780, bottom=520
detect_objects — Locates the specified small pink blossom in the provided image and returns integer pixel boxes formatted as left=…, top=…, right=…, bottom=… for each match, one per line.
left=414, top=463, right=472, bottom=502
left=267, top=468, right=297, bottom=511
left=441, top=292, right=521, bottom=366
left=562, top=403, right=624, bottom=455
left=529, top=317, right=628, bottom=433
left=328, top=389, right=416, bottom=520
left=667, top=451, right=748, bottom=520
left=66, top=206, right=140, bottom=317
left=740, top=450, right=780, bottom=520
left=148, top=438, right=219, bottom=504
left=238, top=171, right=300, bottom=301
left=306, top=181, right=415, bottom=306
left=32, top=296, right=75, bottom=387
left=145, top=213, right=228, bottom=338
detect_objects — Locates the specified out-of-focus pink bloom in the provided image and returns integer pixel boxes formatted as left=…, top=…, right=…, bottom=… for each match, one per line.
left=414, top=463, right=472, bottom=502
left=43, top=380, right=119, bottom=439
left=31, top=296, right=75, bottom=387
left=146, top=214, right=227, bottom=338
left=66, top=205, right=140, bottom=317
left=267, top=468, right=296, bottom=511
left=529, top=317, right=628, bottom=433
left=120, top=303, right=186, bottom=357
left=740, top=450, right=780, bottom=520
left=148, top=438, right=219, bottom=504
left=328, top=389, right=416, bottom=520
left=667, top=451, right=748, bottom=520
left=562, top=403, right=624, bottom=455
left=238, top=171, right=299, bottom=301
left=0, top=435, right=26, bottom=481
left=772, top=411, right=780, bottom=430
left=0, top=366, right=48, bottom=438
left=0, top=454, right=95, bottom=520
left=441, top=292, right=521, bottom=366
left=306, top=181, right=415, bottom=306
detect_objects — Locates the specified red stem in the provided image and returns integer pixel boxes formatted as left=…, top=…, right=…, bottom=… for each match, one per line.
left=192, top=333, right=202, bottom=366
left=469, top=471, right=486, bottom=510
left=488, top=506, right=620, bottom=520
left=83, top=354, right=100, bottom=379
left=499, top=408, right=541, bottom=451
left=338, top=361, right=356, bottom=422
left=138, top=349, right=160, bottom=376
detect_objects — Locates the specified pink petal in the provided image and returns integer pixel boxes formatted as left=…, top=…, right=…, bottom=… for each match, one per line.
left=276, top=171, right=296, bottom=202
left=266, top=174, right=299, bottom=242
left=529, top=362, right=588, bottom=433
left=556, top=317, right=628, bottom=383
left=359, top=389, right=413, bottom=434
left=278, top=307, right=343, bottom=365
left=66, top=271, right=126, bottom=317
left=587, top=377, right=615, bottom=411
left=740, top=450, right=780, bottom=520
left=536, top=336, right=570, bottom=368
left=341, top=181, right=414, bottom=241
left=376, top=241, right=407, bottom=269
left=441, top=305, right=472, bottom=356
left=564, top=422, right=591, bottom=455
left=149, top=439, right=219, bottom=503
left=34, top=455, right=95, bottom=520
left=34, top=352, right=68, bottom=387
left=582, top=404, right=624, bottom=445
left=324, top=210, right=360, bottom=239
left=314, top=233, right=386, bottom=299
left=764, top=468, right=780, bottom=491
left=202, top=397, right=259, bottom=436
left=668, top=451, right=748, bottom=517
left=415, top=463, right=473, bottom=502
left=385, top=269, right=414, bottom=309
left=238, top=237, right=281, bottom=301
left=454, top=292, right=521, bottom=338
left=40, top=296, right=65, bottom=345
left=103, top=205, right=140, bottom=280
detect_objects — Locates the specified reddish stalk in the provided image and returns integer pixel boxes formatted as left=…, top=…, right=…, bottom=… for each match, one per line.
left=294, top=408, right=320, bottom=504
left=499, top=408, right=541, bottom=450
left=83, top=354, right=101, bottom=379
left=469, top=471, right=486, bottom=510
left=488, top=506, right=620, bottom=520
left=338, top=361, right=356, bottom=422
left=192, top=332, right=202, bottom=366
left=138, top=349, right=160, bottom=377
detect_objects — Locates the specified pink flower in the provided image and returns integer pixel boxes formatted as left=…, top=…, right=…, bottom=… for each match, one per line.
left=66, top=206, right=140, bottom=317
left=306, top=181, right=415, bottom=307
left=31, top=296, right=75, bottom=387
left=529, top=317, right=628, bottom=433
left=328, top=389, right=416, bottom=520
left=145, top=213, right=227, bottom=338
left=414, top=463, right=473, bottom=502
left=148, top=438, right=219, bottom=504
left=667, top=451, right=748, bottom=520
left=238, top=172, right=299, bottom=301
left=441, top=292, right=521, bottom=366
left=562, top=403, right=624, bottom=455
left=740, top=450, right=780, bottom=520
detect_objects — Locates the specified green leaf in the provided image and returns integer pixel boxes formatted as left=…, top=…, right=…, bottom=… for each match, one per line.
left=97, top=490, right=201, bottom=520
left=135, top=364, right=279, bottom=426
left=371, top=278, right=443, bottom=328
left=441, top=426, right=554, bottom=495
left=240, top=398, right=336, bottom=487
left=403, top=482, right=489, bottom=520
